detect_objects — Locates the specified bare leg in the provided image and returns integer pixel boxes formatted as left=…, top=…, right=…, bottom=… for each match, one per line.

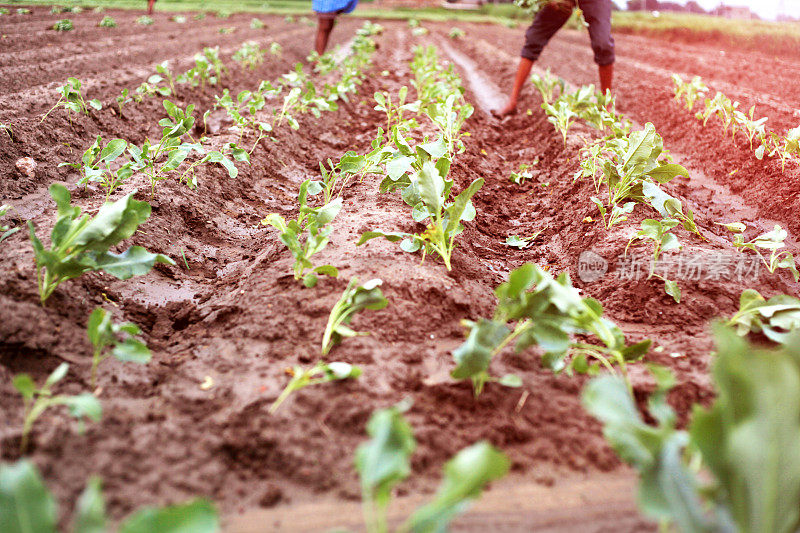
left=147, top=0, right=156, bottom=15
left=315, top=17, right=335, bottom=55
left=599, top=63, right=613, bottom=93
left=494, top=57, right=534, bottom=118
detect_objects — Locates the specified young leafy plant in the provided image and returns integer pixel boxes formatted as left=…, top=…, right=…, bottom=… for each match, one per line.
left=0, top=204, right=19, bottom=244
left=41, top=77, right=101, bottom=123
left=733, top=224, right=799, bottom=281
left=58, top=135, right=131, bottom=200
left=452, top=263, right=650, bottom=396
left=28, top=184, right=174, bottom=304
left=129, top=100, right=245, bottom=194
left=87, top=307, right=151, bottom=389
left=671, top=73, right=707, bottom=111
left=12, top=363, right=101, bottom=453
left=0, top=460, right=219, bottom=533
left=269, top=361, right=361, bottom=413
left=322, top=278, right=388, bottom=355
left=531, top=69, right=565, bottom=105
left=98, top=15, right=116, bottom=27
left=262, top=180, right=342, bottom=287
left=136, top=15, right=153, bottom=25
left=504, top=231, right=541, bottom=249
left=728, top=288, right=800, bottom=344
left=583, top=326, right=800, bottom=533
left=182, top=47, right=227, bottom=88
left=373, top=87, right=420, bottom=137
left=358, top=160, right=483, bottom=271
left=233, top=41, right=265, bottom=70
left=625, top=218, right=682, bottom=303
left=448, top=27, right=465, bottom=39
left=53, top=18, right=73, bottom=31
left=355, top=403, right=510, bottom=533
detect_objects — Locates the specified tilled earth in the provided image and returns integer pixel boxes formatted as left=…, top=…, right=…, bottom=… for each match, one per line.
left=1, top=7, right=799, bottom=531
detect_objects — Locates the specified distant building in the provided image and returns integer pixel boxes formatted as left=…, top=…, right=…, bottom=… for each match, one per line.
left=714, top=5, right=757, bottom=19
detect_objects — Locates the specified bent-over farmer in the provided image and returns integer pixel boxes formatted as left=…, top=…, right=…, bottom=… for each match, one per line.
left=494, top=0, right=615, bottom=117
left=313, top=0, right=358, bottom=55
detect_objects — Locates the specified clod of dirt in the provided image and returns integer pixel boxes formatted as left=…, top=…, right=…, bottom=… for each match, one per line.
left=15, top=157, right=37, bottom=177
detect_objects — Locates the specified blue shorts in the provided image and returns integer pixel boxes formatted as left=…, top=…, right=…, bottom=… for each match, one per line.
left=313, top=0, right=357, bottom=17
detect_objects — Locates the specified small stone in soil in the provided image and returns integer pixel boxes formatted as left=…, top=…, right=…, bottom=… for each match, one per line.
left=15, top=157, right=37, bottom=177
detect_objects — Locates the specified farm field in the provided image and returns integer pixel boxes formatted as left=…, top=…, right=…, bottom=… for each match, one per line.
left=1, top=5, right=800, bottom=532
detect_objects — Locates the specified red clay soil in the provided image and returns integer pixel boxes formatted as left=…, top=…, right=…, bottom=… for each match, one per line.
left=1, top=8, right=799, bottom=531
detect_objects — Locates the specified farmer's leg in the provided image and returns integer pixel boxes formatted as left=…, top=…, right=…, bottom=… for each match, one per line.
left=147, top=0, right=156, bottom=15
left=495, top=2, right=573, bottom=117
left=315, top=15, right=336, bottom=55
left=578, top=0, right=615, bottom=92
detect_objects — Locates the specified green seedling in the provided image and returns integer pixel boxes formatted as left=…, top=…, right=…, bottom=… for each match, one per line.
left=194, top=12, right=206, bottom=19
left=98, top=15, right=116, bottom=27
left=269, top=41, right=282, bottom=56
left=504, top=230, right=541, bottom=249
left=355, top=403, right=510, bottom=533
left=41, top=77, right=101, bottom=123
left=17, top=8, right=31, bottom=13
left=448, top=27, right=465, bottom=39
left=215, top=83, right=278, bottom=152
left=59, top=135, right=132, bottom=200
left=671, top=73, right=707, bottom=111
left=53, top=18, right=73, bottom=31
left=728, top=289, right=800, bottom=344
left=313, top=152, right=365, bottom=204
left=133, top=75, right=172, bottom=104
left=530, top=69, right=565, bottom=105
left=0, top=460, right=219, bottom=533
left=116, top=88, right=132, bottom=111
left=87, top=307, right=151, bottom=389
left=584, top=326, right=800, bottom=533
left=733, top=224, right=799, bottom=281
left=216, top=10, right=230, bottom=18
left=251, top=17, right=265, bottom=29
left=28, top=184, right=174, bottom=304
left=0, top=7, right=8, bottom=14
left=13, top=363, right=101, bottom=453
left=373, top=87, right=420, bottom=136
left=234, top=44, right=262, bottom=67
left=588, top=123, right=692, bottom=229
left=155, top=62, right=178, bottom=96
left=218, top=27, right=234, bottom=34
left=182, top=47, right=227, bottom=88
left=0, top=123, right=11, bottom=138
left=129, top=101, right=244, bottom=193
left=626, top=218, right=682, bottom=303
left=357, top=21, right=384, bottom=35
left=172, top=14, right=187, bottom=23
left=262, top=179, right=342, bottom=287
left=543, top=100, right=577, bottom=146
left=322, top=278, right=388, bottom=355
left=423, top=92, right=474, bottom=156
left=136, top=15, right=153, bottom=25
left=768, top=125, right=800, bottom=170
left=269, top=362, right=361, bottom=413
left=509, top=160, right=538, bottom=185
left=452, top=263, right=650, bottom=396
left=359, top=159, right=483, bottom=271
left=0, top=204, right=19, bottom=244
